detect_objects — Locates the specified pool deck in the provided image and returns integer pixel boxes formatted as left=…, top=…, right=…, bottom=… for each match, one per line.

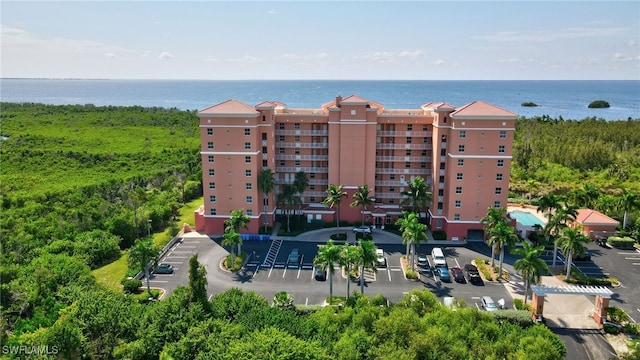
left=507, top=204, right=548, bottom=226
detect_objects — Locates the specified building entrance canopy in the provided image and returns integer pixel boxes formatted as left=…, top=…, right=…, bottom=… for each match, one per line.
left=530, top=284, right=613, bottom=298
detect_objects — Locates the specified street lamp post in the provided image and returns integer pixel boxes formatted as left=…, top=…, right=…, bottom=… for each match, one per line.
left=147, top=219, right=152, bottom=237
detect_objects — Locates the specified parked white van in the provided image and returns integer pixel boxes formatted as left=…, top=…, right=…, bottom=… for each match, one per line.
left=431, top=247, right=447, bottom=268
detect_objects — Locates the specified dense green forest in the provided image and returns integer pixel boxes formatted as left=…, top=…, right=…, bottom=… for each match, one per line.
left=0, top=103, right=638, bottom=359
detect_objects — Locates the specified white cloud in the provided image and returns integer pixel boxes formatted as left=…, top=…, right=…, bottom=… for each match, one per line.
left=476, top=27, right=626, bottom=43
left=499, top=58, right=521, bottom=63
left=267, top=9, right=277, bottom=15
left=398, top=50, right=426, bottom=59
left=278, top=52, right=328, bottom=60
left=158, top=52, right=173, bottom=59
left=432, top=59, right=444, bottom=66
left=627, top=40, right=637, bottom=47
left=104, top=52, right=116, bottom=58
left=611, top=53, right=635, bottom=62
left=203, top=56, right=220, bottom=63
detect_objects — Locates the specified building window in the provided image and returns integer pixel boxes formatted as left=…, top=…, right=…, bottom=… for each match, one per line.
left=421, top=150, right=427, bottom=156
left=406, top=137, right=412, bottom=144
left=245, top=170, right=252, bottom=177
left=497, top=159, right=504, bottom=167
left=244, top=142, right=251, bottom=150
left=294, top=160, right=300, bottom=166
left=495, top=187, right=502, bottom=195
left=496, top=173, right=503, bottom=181
left=294, top=136, right=300, bottom=142
left=437, top=202, right=443, bottom=210
left=279, top=135, right=285, bottom=142
left=498, top=145, right=505, bottom=153
left=457, top=159, right=464, bottom=167
left=210, top=208, right=217, bottom=215
left=245, top=156, right=251, bottom=163
left=454, top=214, right=460, bottom=221
left=455, top=186, right=462, bottom=194
left=310, top=184, right=315, bottom=190
left=246, top=183, right=252, bottom=190
left=262, top=146, right=267, bottom=154
left=500, top=131, right=507, bottom=139
left=494, top=201, right=501, bottom=208
left=243, top=128, right=250, bottom=136
left=459, top=130, right=466, bottom=138
left=262, top=133, right=267, bottom=140
left=246, top=196, right=253, bottom=203
left=389, top=187, right=395, bottom=192
left=262, top=160, right=268, bottom=167
left=310, top=197, right=315, bottom=202
left=209, top=195, right=216, bottom=203
left=247, top=210, right=253, bottom=216
left=207, top=128, right=213, bottom=136
left=458, top=145, right=465, bottom=152
left=389, top=199, right=395, bottom=204
left=423, top=137, right=429, bottom=143
left=405, top=162, right=411, bottom=169
left=440, top=149, right=446, bottom=156
left=209, top=182, right=216, bottom=189
left=208, top=155, right=214, bottom=163
left=279, top=148, right=285, bottom=154
left=407, top=124, right=413, bottom=131
left=206, top=141, right=214, bottom=149
left=421, top=162, right=427, bottom=168
left=406, top=149, right=412, bottom=156
left=208, top=169, right=215, bottom=176
left=455, top=200, right=461, bottom=208
left=438, top=189, right=444, bottom=196
left=440, top=162, right=445, bottom=170
left=439, top=175, right=445, bottom=183
left=351, top=110, right=356, bottom=116
left=456, top=173, right=463, bottom=180
left=279, top=160, right=285, bottom=166
left=279, top=123, right=285, bottom=130
left=310, top=173, right=315, bottom=179
left=390, top=174, right=395, bottom=180
left=294, top=148, right=300, bottom=155
left=294, top=123, right=300, bottom=129
left=436, top=220, right=442, bottom=228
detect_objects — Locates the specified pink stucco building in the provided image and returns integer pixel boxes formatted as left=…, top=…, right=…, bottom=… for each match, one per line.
left=194, top=95, right=517, bottom=241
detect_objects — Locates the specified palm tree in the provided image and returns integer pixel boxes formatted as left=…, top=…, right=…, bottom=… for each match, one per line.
left=225, top=209, right=250, bottom=255
left=619, top=189, right=640, bottom=230
left=128, top=237, right=158, bottom=295
left=513, top=242, right=548, bottom=304
left=400, top=176, right=432, bottom=213
left=323, top=184, right=347, bottom=233
left=356, top=239, right=378, bottom=294
left=547, top=203, right=578, bottom=267
left=257, top=168, right=275, bottom=233
left=557, top=226, right=590, bottom=280
left=537, top=194, right=561, bottom=224
left=221, top=229, right=241, bottom=269
left=395, top=211, right=427, bottom=269
left=293, top=171, right=309, bottom=220
left=313, top=240, right=342, bottom=304
left=481, top=207, right=508, bottom=267
left=276, top=184, right=300, bottom=233
left=487, top=221, right=520, bottom=280
left=350, top=184, right=373, bottom=226
left=341, top=244, right=359, bottom=299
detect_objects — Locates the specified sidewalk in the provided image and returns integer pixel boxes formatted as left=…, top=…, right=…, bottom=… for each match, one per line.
left=503, top=274, right=601, bottom=329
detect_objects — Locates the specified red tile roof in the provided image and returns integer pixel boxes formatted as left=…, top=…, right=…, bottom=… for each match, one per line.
left=452, top=100, right=517, bottom=118
left=341, top=95, right=370, bottom=104
left=422, top=102, right=455, bottom=110
left=576, top=209, right=620, bottom=225
left=198, top=99, right=258, bottom=115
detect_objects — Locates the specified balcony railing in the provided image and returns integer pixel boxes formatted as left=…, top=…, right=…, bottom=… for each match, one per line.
left=376, top=156, right=431, bottom=162
left=376, top=143, right=432, bottom=150
left=276, top=142, right=328, bottom=149
left=275, top=154, right=329, bottom=161
left=276, top=166, right=328, bottom=173
left=275, top=129, right=328, bottom=136
left=375, top=168, right=430, bottom=175
left=376, top=130, right=432, bottom=137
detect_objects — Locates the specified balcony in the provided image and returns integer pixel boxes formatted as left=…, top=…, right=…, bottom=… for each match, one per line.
left=277, top=142, right=328, bottom=149
left=275, top=154, right=328, bottom=161
left=376, top=130, right=432, bottom=137
left=376, top=156, right=430, bottom=162
left=275, top=129, right=328, bottom=136
left=376, top=143, right=432, bottom=150
left=375, top=168, right=430, bottom=175
left=276, top=166, right=328, bottom=173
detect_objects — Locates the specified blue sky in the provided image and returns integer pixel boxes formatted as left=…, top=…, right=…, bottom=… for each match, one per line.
left=1, top=1, right=639, bottom=80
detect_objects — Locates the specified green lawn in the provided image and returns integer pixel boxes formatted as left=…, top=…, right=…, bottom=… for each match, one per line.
left=92, top=197, right=204, bottom=291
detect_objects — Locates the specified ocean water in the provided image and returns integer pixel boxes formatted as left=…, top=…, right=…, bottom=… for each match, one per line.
left=1, top=79, right=638, bottom=121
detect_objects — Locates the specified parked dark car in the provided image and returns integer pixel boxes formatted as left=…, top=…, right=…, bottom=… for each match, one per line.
left=417, top=254, right=428, bottom=268
left=463, top=264, right=481, bottom=283
left=314, top=267, right=326, bottom=281
left=153, top=263, right=173, bottom=274
left=450, top=267, right=465, bottom=283
left=573, top=250, right=591, bottom=261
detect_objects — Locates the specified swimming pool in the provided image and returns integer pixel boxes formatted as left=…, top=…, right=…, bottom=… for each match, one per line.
left=509, top=210, right=546, bottom=227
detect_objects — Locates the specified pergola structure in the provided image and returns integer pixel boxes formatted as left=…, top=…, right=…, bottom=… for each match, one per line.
left=530, top=284, right=614, bottom=324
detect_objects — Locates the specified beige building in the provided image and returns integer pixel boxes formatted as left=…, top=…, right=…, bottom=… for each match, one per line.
left=194, top=95, right=517, bottom=241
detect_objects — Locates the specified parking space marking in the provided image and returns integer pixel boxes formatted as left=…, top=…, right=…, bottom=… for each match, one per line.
left=159, top=261, right=184, bottom=264
left=166, top=256, right=189, bottom=259
left=149, top=280, right=168, bottom=283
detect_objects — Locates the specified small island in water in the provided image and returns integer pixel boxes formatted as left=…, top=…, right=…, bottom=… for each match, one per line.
left=588, top=100, right=610, bottom=108
left=521, top=102, right=538, bottom=107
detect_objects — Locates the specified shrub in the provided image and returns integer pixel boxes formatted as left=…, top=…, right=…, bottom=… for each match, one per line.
left=607, top=236, right=636, bottom=249
left=121, top=278, right=142, bottom=293
left=491, top=310, right=534, bottom=327
left=513, top=298, right=533, bottom=311
left=330, top=233, right=348, bottom=241
left=588, top=100, right=610, bottom=108
left=607, top=306, right=630, bottom=323
left=432, top=230, right=447, bottom=240
left=623, top=323, right=639, bottom=335
left=405, top=268, right=418, bottom=279
left=603, top=323, right=620, bottom=334
left=474, top=257, right=493, bottom=281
